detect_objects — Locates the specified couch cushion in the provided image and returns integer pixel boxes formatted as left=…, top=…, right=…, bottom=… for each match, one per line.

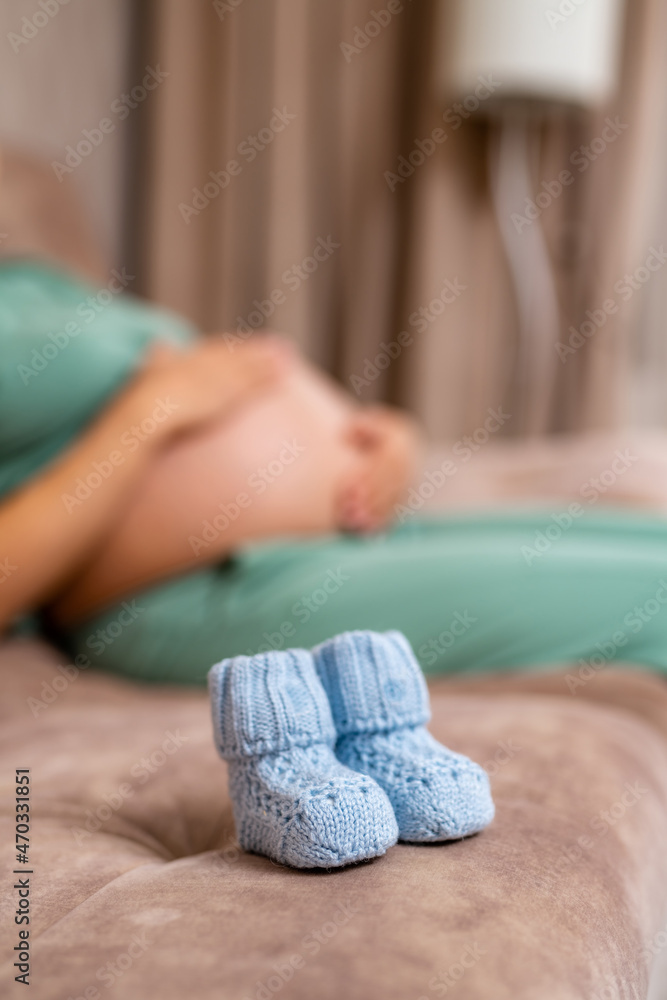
left=2, top=638, right=667, bottom=999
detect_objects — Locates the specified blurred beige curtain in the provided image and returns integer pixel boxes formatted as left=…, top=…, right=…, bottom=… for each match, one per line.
left=132, top=0, right=667, bottom=442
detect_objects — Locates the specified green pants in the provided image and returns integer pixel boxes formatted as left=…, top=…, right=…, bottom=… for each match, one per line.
left=63, top=511, right=667, bottom=685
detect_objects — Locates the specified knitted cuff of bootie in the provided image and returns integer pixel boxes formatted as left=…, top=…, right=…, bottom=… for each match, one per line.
left=209, top=646, right=337, bottom=759
left=312, top=631, right=495, bottom=842
left=208, top=648, right=398, bottom=867
left=312, top=629, right=430, bottom=735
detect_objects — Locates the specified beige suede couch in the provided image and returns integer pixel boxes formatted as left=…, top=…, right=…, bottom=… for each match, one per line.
left=2, top=638, right=667, bottom=999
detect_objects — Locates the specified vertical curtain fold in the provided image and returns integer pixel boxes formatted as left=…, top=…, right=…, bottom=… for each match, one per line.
left=135, top=0, right=666, bottom=443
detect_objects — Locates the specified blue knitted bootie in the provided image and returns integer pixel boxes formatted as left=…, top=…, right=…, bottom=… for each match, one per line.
left=208, top=648, right=398, bottom=868
left=312, top=631, right=495, bottom=842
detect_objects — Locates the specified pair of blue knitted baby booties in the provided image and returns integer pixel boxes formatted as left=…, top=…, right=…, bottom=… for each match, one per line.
left=208, top=630, right=494, bottom=869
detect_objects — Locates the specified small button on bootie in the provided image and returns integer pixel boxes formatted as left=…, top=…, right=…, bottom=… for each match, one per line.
left=312, top=630, right=495, bottom=842
left=208, top=648, right=398, bottom=868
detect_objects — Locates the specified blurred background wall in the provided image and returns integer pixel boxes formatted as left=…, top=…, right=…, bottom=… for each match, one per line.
left=1, top=0, right=666, bottom=442
left=0, top=0, right=130, bottom=261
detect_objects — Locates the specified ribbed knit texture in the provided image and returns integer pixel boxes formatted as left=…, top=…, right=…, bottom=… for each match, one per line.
left=312, top=631, right=495, bottom=842
left=208, top=649, right=398, bottom=868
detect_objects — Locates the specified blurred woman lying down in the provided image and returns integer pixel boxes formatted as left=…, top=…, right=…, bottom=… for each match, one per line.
left=3, top=256, right=667, bottom=684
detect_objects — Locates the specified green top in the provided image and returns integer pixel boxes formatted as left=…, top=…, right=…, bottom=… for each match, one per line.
left=0, top=259, right=194, bottom=498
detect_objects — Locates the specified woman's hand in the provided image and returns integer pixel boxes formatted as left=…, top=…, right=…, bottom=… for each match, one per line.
left=337, top=405, right=423, bottom=532
left=132, top=334, right=292, bottom=438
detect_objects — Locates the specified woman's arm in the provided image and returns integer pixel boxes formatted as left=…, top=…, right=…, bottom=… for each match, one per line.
left=0, top=337, right=286, bottom=632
